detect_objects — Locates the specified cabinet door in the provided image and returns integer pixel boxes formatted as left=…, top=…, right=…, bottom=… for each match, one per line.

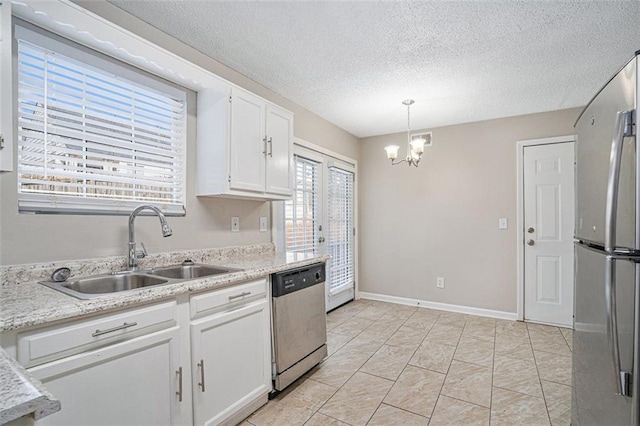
left=29, top=327, right=186, bottom=426
left=191, top=299, right=271, bottom=426
left=230, top=88, right=266, bottom=193
left=0, top=0, right=14, bottom=173
left=265, top=105, right=293, bottom=196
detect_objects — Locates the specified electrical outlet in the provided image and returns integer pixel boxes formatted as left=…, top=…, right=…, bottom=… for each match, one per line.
left=231, top=217, right=240, bottom=232
left=259, top=216, right=268, bottom=232
left=436, top=277, right=445, bottom=289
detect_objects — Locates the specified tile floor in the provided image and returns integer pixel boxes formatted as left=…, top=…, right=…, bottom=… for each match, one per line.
left=242, top=299, right=573, bottom=426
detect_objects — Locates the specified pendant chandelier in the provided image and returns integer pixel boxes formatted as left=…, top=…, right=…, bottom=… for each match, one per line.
left=384, top=99, right=426, bottom=167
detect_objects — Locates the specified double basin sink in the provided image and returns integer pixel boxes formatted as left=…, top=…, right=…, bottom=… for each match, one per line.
left=42, top=263, right=242, bottom=300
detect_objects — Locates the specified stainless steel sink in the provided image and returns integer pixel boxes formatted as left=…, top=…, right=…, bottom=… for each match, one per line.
left=42, top=273, right=170, bottom=299
left=146, top=264, right=238, bottom=280
left=41, top=262, right=242, bottom=299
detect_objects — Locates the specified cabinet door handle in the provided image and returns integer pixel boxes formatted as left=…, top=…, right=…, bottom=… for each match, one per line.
left=262, top=136, right=268, bottom=156
left=198, top=359, right=206, bottom=392
left=91, top=321, right=137, bottom=337
left=229, top=291, right=251, bottom=300
left=176, top=367, right=183, bottom=402
left=268, top=137, right=273, bottom=157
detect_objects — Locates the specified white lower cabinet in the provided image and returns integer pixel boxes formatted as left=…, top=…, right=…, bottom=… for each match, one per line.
left=10, top=279, right=272, bottom=426
left=29, top=327, right=184, bottom=426
left=191, top=298, right=271, bottom=425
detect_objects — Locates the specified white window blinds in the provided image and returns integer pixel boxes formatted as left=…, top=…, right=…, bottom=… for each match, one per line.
left=16, top=29, right=186, bottom=215
left=327, top=166, right=354, bottom=295
left=284, top=155, right=320, bottom=255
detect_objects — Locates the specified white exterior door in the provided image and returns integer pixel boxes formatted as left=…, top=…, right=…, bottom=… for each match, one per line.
left=523, top=142, right=575, bottom=326
left=282, top=146, right=356, bottom=312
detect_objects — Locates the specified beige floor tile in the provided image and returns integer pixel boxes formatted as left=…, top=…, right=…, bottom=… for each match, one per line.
left=384, top=364, right=445, bottom=417
left=493, top=355, right=543, bottom=397
left=365, top=316, right=405, bottom=339
left=491, top=387, right=550, bottom=426
left=495, top=333, right=534, bottom=361
left=279, top=379, right=338, bottom=411
left=355, top=305, right=392, bottom=321
left=404, top=310, right=439, bottom=331
left=303, top=413, right=350, bottom=426
left=318, top=372, right=394, bottom=426
left=248, top=399, right=314, bottom=426
left=386, top=304, right=419, bottom=320
left=440, top=360, right=492, bottom=408
left=454, top=336, right=494, bottom=367
left=496, top=319, right=529, bottom=337
left=238, top=421, right=253, bottom=426
left=424, top=323, right=463, bottom=346
left=436, top=314, right=468, bottom=328
left=541, top=380, right=571, bottom=426
left=409, top=341, right=456, bottom=373
left=367, top=403, right=429, bottom=426
left=560, top=328, right=573, bottom=351
left=309, top=347, right=372, bottom=387
left=429, top=395, right=490, bottom=426
left=359, top=344, right=414, bottom=380
left=530, top=334, right=572, bottom=357
left=535, top=351, right=572, bottom=386
left=342, top=330, right=387, bottom=356
left=385, top=326, right=429, bottom=351
left=330, top=317, right=375, bottom=338
left=462, top=322, right=496, bottom=342
left=327, top=332, right=352, bottom=356
left=527, top=323, right=563, bottom=336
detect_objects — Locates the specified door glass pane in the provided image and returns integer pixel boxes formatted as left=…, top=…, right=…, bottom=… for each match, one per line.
left=284, top=156, right=319, bottom=255
left=327, top=167, right=354, bottom=295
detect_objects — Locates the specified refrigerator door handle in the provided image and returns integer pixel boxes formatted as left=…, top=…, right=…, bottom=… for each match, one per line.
left=605, top=255, right=632, bottom=396
left=604, top=110, right=635, bottom=252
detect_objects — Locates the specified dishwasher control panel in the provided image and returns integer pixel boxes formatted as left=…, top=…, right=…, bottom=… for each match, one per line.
left=271, top=263, right=326, bottom=297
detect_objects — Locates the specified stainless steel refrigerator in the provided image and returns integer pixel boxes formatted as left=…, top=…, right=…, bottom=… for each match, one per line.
left=574, top=53, right=639, bottom=425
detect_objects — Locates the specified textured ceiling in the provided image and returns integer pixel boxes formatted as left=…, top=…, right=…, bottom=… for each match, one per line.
left=109, top=1, right=640, bottom=138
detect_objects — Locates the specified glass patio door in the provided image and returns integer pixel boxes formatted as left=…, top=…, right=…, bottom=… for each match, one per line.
left=282, top=146, right=356, bottom=312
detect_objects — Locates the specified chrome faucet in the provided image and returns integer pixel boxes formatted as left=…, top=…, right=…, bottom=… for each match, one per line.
left=128, top=205, right=173, bottom=271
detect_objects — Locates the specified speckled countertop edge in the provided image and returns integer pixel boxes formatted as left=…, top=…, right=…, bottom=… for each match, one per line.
left=0, top=347, right=60, bottom=424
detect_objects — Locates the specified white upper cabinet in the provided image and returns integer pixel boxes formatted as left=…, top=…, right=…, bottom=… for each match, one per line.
left=0, top=1, right=14, bottom=173
left=229, top=89, right=267, bottom=193
left=265, top=104, right=294, bottom=196
left=197, top=86, right=293, bottom=200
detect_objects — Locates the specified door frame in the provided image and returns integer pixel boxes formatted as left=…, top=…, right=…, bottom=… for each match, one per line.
left=516, top=135, right=576, bottom=322
left=271, top=137, right=359, bottom=301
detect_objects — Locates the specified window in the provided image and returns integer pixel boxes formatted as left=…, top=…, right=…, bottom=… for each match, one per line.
left=16, top=26, right=186, bottom=215
left=284, top=155, right=320, bottom=255
left=327, top=166, right=355, bottom=295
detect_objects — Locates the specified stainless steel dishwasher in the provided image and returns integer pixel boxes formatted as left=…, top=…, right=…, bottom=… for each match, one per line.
left=271, top=263, right=327, bottom=391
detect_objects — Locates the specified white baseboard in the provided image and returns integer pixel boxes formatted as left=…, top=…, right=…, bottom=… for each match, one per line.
left=358, top=292, right=518, bottom=321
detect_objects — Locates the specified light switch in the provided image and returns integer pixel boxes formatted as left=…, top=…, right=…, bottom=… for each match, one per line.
left=231, top=217, right=240, bottom=232
left=499, top=218, right=508, bottom=230
left=259, top=217, right=268, bottom=232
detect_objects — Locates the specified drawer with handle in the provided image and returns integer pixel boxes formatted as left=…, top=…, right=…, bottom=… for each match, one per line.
left=17, top=300, right=177, bottom=367
left=190, top=278, right=266, bottom=318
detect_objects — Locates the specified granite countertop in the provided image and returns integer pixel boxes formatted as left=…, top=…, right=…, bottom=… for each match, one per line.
left=0, top=244, right=328, bottom=423
left=0, top=347, right=60, bottom=424
left=0, top=244, right=329, bottom=332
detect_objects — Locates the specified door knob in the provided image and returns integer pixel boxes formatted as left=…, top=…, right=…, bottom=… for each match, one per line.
left=527, top=239, right=535, bottom=246
left=527, top=227, right=535, bottom=233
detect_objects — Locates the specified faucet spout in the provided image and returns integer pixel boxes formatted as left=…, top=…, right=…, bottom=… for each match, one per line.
left=128, top=205, right=173, bottom=271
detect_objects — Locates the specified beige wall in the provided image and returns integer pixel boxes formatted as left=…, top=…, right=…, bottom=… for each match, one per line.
left=358, top=108, right=581, bottom=314
left=0, top=2, right=359, bottom=265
